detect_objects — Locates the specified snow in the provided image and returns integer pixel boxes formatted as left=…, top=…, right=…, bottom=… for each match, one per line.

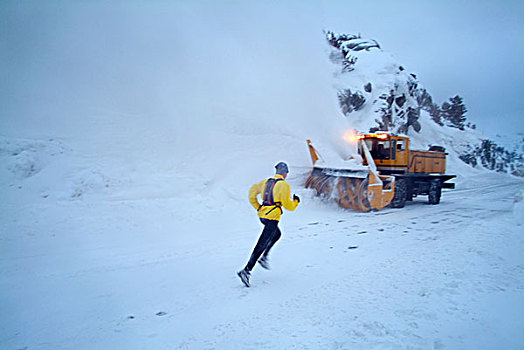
left=2, top=108, right=523, bottom=350
left=492, top=132, right=524, bottom=153
left=514, top=188, right=524, bottom=225
left=1, top=6, right=524, bottom=350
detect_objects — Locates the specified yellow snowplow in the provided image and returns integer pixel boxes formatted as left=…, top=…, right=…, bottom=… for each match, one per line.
left=305, top=138, right=395, bottom=211
left=306, top=132, right=456, bottom=211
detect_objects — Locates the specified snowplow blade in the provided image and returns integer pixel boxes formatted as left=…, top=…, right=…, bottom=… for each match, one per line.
left=305, top=140, right=395, bottom=212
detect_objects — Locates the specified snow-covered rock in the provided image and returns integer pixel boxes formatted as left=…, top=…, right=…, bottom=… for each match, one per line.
left=0, top=137, right=65, bottom=182
left=325, top=31, right=524, bottom=177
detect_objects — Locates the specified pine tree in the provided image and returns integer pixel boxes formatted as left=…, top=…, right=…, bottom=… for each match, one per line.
left=441, top=95, right=467, bottom=130
left=429, top=103, right=443, bottom=126
left=416, top=89, right=433, bottom=110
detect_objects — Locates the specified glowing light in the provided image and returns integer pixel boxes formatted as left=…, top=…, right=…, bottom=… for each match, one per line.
left=344, top=131, right=390, bottom=143
left=343, top=131, right=359, bottom=143
left=364, top=133, right=389, bottom=140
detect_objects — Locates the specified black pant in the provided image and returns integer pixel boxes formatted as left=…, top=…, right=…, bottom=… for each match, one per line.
left=245, top=218, right=281, bottom=271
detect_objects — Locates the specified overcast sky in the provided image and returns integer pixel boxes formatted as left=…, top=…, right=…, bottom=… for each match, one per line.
left=317, top=0, right=524, bottom=137
left=1, top=0, right=522, bottom=138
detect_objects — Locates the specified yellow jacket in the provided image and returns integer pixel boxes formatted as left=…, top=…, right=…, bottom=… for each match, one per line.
left=249, top=174, right=299, bottom=221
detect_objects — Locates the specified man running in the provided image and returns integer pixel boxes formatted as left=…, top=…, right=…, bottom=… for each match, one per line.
left=237, top=162, right=300, bottom=287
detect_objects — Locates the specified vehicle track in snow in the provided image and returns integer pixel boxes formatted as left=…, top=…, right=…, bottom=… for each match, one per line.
left=1, top=177, right=522, bottom=350
left=177, top=179, right=524, bottom=349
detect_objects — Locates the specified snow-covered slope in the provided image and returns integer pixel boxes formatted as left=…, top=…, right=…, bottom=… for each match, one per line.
left=1, top=11, right=523, bottom=350
left=1, top=125, right=523, bottom=350
left=325, top=31, right=523, bottom=177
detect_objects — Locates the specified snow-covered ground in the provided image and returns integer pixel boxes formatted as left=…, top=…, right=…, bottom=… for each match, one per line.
left=1, top=111, right=523, bottom=350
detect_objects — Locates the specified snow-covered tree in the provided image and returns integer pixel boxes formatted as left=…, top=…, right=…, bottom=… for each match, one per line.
left=429, top=103, right=444, bottom=126
left=459, top=139, right=524, bottom=176
left=441, top=95, right=467, bottom=130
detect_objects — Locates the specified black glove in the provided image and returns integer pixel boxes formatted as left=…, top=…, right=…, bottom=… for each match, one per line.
left=293, top=194, right=300, bottom=203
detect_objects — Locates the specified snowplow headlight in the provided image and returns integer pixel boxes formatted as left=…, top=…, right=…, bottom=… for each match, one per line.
left=364, top=133, right=389, bottom=140
left=343, top=131, right=359, bottom=143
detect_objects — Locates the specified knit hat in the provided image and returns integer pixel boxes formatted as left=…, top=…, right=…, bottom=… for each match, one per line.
left=275, top=162, right=289, bottom=174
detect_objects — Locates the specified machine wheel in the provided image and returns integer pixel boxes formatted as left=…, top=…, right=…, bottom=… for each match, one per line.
left=357, top=177, right=371, bottom=211
left=390, top=178, right=407, bottom=208
left=428, top=180, right=442, bottom=205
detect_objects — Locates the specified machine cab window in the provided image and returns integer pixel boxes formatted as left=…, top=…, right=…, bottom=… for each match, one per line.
left=396, top=139, right=405, bottom=151
left=364, top=138, right=391, bottom=159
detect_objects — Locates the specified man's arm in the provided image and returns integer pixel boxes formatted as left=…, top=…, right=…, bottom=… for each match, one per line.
left=277, top=181, right=299, bottom=211
left=248, top=180, right=264, bottom=210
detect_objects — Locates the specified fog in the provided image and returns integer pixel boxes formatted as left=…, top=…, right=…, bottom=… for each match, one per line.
left=1, top=1, right=522, bottom=139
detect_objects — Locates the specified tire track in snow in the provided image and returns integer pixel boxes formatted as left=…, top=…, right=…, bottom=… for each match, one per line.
left=190, top=180, right=524, bottom=349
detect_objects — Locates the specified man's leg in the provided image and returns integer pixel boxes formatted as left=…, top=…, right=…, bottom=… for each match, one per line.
left=262, top=224, right=281, bottom=258
left=244, top=219, right=279, bottom=271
